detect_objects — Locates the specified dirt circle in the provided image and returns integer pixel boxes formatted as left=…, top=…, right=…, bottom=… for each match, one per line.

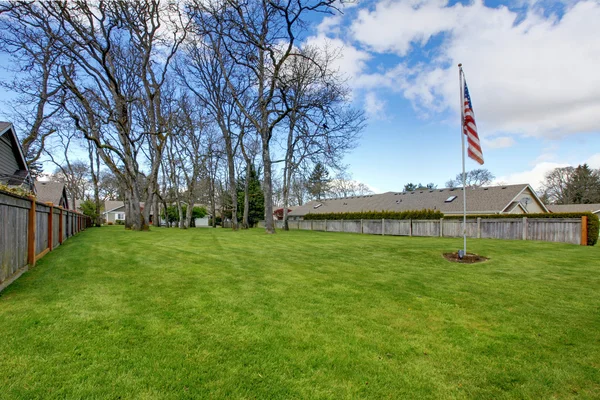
left=443, top=252, right=489, bottom=264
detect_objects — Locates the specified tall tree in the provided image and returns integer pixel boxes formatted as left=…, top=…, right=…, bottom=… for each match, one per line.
left=0, top=2, right=62, bottom=168
left=446, top=169, right=495, bottom=188
left=564, top=164, right=600, bottom=204
left=306, top=163, right=330, bottom=200
left=190, top=0, right=339, bottom=234
left=237, top=164, right=264, bottom=228
left=10, top=1, right=189, bottom=231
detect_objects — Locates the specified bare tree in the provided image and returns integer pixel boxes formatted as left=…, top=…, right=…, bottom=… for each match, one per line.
left=447, top=169, right=495, bottom=188
left=179, top=35, right=241, bottom=230
left=0, top=2, right=62, bottom=171
left=189, top=0, right=340, bottom=234
left=9, top=1, right=189, bottom=231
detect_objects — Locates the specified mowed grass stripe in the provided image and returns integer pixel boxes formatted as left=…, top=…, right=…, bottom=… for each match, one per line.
left=0, top=226, right=599, bottom=399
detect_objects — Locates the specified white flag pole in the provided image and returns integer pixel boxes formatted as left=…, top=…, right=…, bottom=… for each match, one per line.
left=459, top=64, right=467, bottom=256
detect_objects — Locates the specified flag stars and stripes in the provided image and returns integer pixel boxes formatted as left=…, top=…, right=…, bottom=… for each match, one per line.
left=462, top=78, right=484, bottom=165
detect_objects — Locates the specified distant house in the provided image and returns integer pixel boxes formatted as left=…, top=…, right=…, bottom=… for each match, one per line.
left=288, top=183, right=548, bottom=220
left=103, top=200, right=128, bottom=224
left=274, top=207, right=297, bottom=220
left=34, top=181, right=69, bottom=209
left=548, top=204, right=600, bottom=216
left=0, top=122, right=34, bottom=193
left=102, top=201, right=157, bottom=224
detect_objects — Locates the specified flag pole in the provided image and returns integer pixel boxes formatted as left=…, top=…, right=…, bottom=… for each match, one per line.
left=459, top=63, right=467, bottom=256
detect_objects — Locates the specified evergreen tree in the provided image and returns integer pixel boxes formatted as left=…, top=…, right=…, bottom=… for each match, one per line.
left=237, top=165, right=265, bottom=227
left=565, top=164, right=600, bottom=204
left=306, top=163, right=330, bottom=200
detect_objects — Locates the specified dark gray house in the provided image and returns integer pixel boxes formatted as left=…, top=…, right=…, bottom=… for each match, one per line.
left=0, top=122, right=34, bottom=192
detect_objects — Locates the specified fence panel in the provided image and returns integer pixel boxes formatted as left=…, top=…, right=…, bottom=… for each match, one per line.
left=480, top=219, right=522, bottom=240
left=256, top=216, right=586, bottom=246
left=327, top=220, right=344, bottom=232
left=383, top=220, right=411, bottom=236
left=309, top=220, right=325, bottom=231
left=528, top=218, right=581, bottom=244
left=343, top=220, right=362, bottom=234
left=0, top=190, right=90, bottom=292
left=0, top=193, right=29, bottom=285
left=52, top=209, right=60, bottom=248
left=287, top=221, right=300, bottom=230
left=35, top=204, right=50, bottom=255
left=412, top=220, right=440, bottom=237
left=442, top=219, right=478, bottom=238
left=362, top=219, right=383, bottom=235
left=299, top=221, right=312, bottom=230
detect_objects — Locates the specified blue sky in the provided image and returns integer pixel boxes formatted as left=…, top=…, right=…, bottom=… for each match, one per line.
left=305, top=0, right=600, bottom=192
left=1, top=0, right=599, bottom=194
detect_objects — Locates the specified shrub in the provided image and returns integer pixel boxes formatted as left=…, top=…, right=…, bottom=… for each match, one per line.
left=115, top=219, right=125, bottom=225
left=303, top=209, right=443, bottom=221
left=107, top=222, right=113, bottom=226
left=445, top=212, right=598, bottom=246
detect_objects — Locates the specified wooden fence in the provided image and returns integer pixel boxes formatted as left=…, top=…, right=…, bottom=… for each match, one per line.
left=0, top=190, right=91, bottom=292
left=258, top=217, right=588, bottom=246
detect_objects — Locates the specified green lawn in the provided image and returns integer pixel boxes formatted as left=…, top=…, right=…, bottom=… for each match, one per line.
left=0, top=227, right=599, bottom=399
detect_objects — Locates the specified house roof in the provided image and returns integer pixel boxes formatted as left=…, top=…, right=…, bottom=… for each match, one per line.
left=548, top=204, right=600, bottom=214
left=104, top=200, right=124, bottom=213
left=103, top=201, right=150, bottom=214
left=289, top=184, right=547, bottom=217
left=0, top=122, right=32, bottom=190
left=34, top=181, right=67, bottom=206
left=0, top=122, right=27, bottom=171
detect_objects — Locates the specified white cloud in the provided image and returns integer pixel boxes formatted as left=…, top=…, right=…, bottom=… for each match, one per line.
left=348, top=0, right=600, bottom=138
left=304, top=34, right=371, bottom=83
left=364, top=92, right=387, bottom=119
left=351, top=0, right=461, bottom=56
left=586, top=153, right=600, bottom=169
left=482, top=136, right=516, bottom=149
left=495, top=161, right=571, bottom=189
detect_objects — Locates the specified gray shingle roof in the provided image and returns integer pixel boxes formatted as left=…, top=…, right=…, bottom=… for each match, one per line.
left=104, top=200, right=124, bottom=212
left=34, top=181, right=66, bottom=205
left=289, top=184, right=538, bottom=217
left=0, top=122, right=11, bottom=133
left=548, top=204, right=600, bottom=214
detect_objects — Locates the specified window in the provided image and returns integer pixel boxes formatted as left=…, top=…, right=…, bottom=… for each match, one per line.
left=313, top=203, right=322, bottom=209
left=117, top=213, right=125, bottom=220
left=445, top=196, right=457, bottom=203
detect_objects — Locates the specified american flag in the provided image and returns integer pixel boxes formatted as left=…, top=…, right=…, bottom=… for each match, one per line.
left=462, top=78, right=484, bottom=165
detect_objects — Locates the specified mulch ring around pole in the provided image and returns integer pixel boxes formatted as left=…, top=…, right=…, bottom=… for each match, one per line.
left=443, top=252, right=489, bottom=264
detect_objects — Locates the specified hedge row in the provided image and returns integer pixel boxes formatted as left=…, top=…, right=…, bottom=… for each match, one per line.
left=303, top=209, right=444, bottom=221
left=445, top=212, right=598, bottom=246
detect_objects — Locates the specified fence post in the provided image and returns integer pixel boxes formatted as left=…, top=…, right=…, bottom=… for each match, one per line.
left=27, top=196, right=36, bottom=266
left=581, top=216, right=588, bottom=246
left=58, top=208, right=63, bottom=244
left=325, top=219, right=327, bottom=232
left=382, top=218, right=385, bottom=236
left=360, top=219, right=363, bottom=234
left=440, top=218, right=443, bottom=237
left=522, top=217, right=528, bottom=240
left=47, top=202, right=54, bottom=251
left=311, top=220, right=313, bottom=231
left=477, top=217, right=481, bottom=239
left=409, top=219, right=412, bottom=237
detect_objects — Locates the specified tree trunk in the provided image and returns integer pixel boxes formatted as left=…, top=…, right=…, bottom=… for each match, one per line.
left=262, top=138, right=275, bottom=234
left=243, top=159, right=250, bottom=229
left=222, top=125, right=238, bottom=231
